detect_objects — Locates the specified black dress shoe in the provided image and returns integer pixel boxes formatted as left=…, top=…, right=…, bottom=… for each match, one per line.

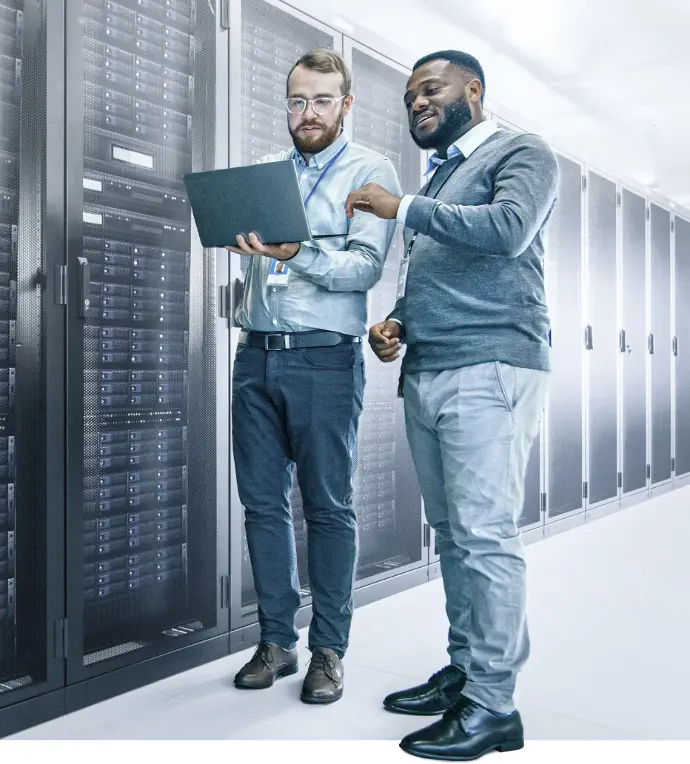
left=300, top=647, right=343, bottom=704
left=234, top=642, right=298, bottom=689
left=399, top=697, right=524, bottom=761
left=383, top=665, right=467, bottom=716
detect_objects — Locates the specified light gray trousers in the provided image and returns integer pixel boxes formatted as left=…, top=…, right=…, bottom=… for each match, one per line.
left=404, top=361, right=548, bottom=714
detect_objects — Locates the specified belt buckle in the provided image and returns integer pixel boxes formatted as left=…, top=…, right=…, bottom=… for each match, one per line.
left=264, top=333, right=290, bottom=350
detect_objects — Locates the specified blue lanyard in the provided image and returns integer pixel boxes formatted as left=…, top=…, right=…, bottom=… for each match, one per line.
left=297, top=143, right=348, bottom=208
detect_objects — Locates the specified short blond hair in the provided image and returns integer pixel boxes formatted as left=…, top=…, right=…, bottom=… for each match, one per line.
left=287, top=48, right=352, bottom=97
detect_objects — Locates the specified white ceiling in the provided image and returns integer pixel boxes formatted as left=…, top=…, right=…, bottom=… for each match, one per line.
left=288, top=0, right=690, bottom=216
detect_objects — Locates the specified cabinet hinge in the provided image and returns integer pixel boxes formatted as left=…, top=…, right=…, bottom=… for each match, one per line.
left=540, top=492, right=547, bottom=513
left=582, top=481, right=588, bottom=499
left=616, top=192, right=621, bottom=207
left=423, top=524, right=431, bottom=548
left=646, top=206, right=650, bottom=221
left=55, top=265, right=67, bottom=305
left=646, top=464, right=651, bottom=480
left=617, top=472, right=622, bottom=489
left=672, top=458, right=675, bottom=473
left=220, top=575, right=230, bottom=609
left=54, top=618, right=68, bottom=660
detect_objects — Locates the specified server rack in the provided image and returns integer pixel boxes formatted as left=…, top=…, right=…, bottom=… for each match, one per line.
left=648, top=203, right=673, bottom=487
left=584, top=170, right=619, bottom=506
left=0, top=0, right=65, bottom=719
left=674, top=215, right=690, bottom=478
left=545, top=153, right=585, bottom=522
left=229, top=0, right=342, bottom=627
left=344, top=41, right=425, bottom=579
left=620, top=187, right=648, bottom=496
left=64, top=0, right=227, bottom=683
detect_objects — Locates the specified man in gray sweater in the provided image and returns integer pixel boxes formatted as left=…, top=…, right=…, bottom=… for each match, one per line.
left=346, top=50, right=559, bottom=760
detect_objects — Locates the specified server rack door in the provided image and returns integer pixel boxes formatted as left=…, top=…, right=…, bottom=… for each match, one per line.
left=545, top=155, right=584, bottom=519
left=65, top=0, right=226, bottom=682
left=0, top=0, right=65, bottom=712
left=675, top=216, right=690, bottom=478
left=230, top=0, right=342, bottom=627
left=585, top=172, right=618, bottom=505
left=620, top=189, right=647, bottom=494
left=345, top=41, right=425, bottom=584
left=649, top=203, right=672, bottom=485
left=519, top=435, right=542, bottom=528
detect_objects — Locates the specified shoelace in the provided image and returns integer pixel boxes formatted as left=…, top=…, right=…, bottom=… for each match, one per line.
left=429, top=664, right=463, bottom=686
left=307, top=651, right=339, bottom=685
left=253, top=643, right=274, bottom=670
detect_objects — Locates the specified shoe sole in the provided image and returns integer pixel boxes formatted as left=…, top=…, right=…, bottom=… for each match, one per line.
left=234, top=662, right=299, bottom=690
left=399, top=738, right=524, bottom=761
left=299, top=692, right=343, bottom=705
left=383, top=702, right=448, bottom=716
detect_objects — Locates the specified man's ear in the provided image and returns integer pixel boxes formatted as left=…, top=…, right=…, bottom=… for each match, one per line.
left=342, top=93, right=355, bottom=118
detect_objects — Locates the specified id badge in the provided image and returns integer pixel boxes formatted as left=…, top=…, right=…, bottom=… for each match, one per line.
left=266, top=259, right=290, bottom=287
left=396, top=252, right=410, bottom=300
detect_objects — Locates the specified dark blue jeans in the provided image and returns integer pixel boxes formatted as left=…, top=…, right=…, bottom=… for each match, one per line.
left=231, top=339, right=365, bottom=658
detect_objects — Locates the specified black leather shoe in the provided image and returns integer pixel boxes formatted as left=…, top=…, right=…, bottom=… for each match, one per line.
left=234, top=642, right=298, bottom=689
left=384, top=665, right=467, bottom=716
left=300, top=647, right=343, bottom=704
left=399, top=697, right=524, bottom=761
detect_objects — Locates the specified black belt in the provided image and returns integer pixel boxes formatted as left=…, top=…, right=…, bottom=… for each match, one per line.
left=239, top=329, right=361, bottom=350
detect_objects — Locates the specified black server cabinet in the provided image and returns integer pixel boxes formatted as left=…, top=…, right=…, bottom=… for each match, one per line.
left=620, top=189, right=647, bottom=494
left=546, top=154, right=584, bottom=519
left=585, top=172, right=618, bottom=505
left=649, top=203, right=672, bottom=486
left=0, top=0, right=65, bottom=720
left=234, top=0, right=339, bottom=623
left=64, top=0, right=225, bottom=682
left=675, top=216, right=690, bottom=478
left=347, top=44, right=424, bottom=579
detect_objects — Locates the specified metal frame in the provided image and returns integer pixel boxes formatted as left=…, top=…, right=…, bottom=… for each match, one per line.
left=64, top=0, right=230, bottom=685
left=670, top=211, right=677, bottom=480
left=673, top=210, right=690, bottom=479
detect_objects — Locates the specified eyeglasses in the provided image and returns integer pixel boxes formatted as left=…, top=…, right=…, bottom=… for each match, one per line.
left=283, top=95, right=346, bottom=115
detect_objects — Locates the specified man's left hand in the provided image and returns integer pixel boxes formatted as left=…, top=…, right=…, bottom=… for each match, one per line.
left=345, top=183, right=402, bottom=220
left=225, top=232, right=300, bottom=260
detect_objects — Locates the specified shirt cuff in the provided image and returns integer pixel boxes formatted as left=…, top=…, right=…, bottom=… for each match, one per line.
left=285, top=242, right=318, bottom=273
left=396, top=194, right=415, bottom=226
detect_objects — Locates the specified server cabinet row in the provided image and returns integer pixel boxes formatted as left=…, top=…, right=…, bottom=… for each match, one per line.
left=1, top=0, right=690, bottom=735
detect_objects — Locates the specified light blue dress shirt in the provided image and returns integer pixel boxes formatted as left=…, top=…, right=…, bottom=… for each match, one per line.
left=396, top=120, right=500, bottom=226
left=235, top=129, right=402, bottom=337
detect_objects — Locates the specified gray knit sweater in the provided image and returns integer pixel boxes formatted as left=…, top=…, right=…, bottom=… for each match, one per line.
left=388, top=128, right=560, bottom=374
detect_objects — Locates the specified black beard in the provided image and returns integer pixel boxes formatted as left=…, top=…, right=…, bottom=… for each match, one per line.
left=289, top=108, right=343, bottom=155
left=410, top=97, right=472, bottom=151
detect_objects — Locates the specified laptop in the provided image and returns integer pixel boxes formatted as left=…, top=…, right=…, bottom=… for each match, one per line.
left=183, top=160, right=347, bottom=248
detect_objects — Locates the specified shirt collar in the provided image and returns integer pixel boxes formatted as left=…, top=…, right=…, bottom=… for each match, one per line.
left=424, top=120, right=500, bottom=175
left=293, top=128, right=349, bottom=170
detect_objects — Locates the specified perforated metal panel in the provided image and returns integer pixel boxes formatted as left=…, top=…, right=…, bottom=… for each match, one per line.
left=73, top=0, right=218, bottom=668
left=546, top=155, right=584, bottom=519
left=350, top=47, right=422, bottom=582
left=621, top=189, right=647, bottom=493
left=675, top=216, right=690, bottom=478
left=0, top=0, right=49, bottom=692
left=650, top=203, right=672, bottom=485
left=586, top=172, right=618, bottom=504
left=238, top=0, right=335, bottom=615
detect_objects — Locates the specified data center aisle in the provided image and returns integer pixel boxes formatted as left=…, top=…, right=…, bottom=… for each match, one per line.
left=9, top=486, right=690, bottom=741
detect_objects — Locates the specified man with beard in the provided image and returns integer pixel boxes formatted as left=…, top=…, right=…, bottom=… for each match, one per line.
left=346, top=51, right=559, bottom=759
left=227, top=49, right=401, bottom=705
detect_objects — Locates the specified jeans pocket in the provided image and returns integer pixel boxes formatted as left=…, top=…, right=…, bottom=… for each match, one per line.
left=494, top=361, right=516, bottom=414
left=303, top=343, right=355, bottom=370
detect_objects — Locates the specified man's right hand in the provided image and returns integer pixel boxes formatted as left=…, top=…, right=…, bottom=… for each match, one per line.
left=368, top=320, right=402, bottom=363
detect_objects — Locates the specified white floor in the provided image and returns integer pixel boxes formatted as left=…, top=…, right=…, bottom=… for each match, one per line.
left=9, top=487, right=690, bottom=741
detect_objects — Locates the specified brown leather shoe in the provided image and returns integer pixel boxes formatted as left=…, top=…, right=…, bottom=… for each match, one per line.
left=234, top=642, right=299, bottom=689
left=300, top=647, right=343, bottom=704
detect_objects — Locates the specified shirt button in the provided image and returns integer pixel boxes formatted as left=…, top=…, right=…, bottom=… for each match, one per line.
left=272, top=319, right=278, bottom=326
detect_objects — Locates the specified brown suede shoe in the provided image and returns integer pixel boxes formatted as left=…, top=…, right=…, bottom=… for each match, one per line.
left=300, top=647, right=343, bottom=704
left=234, top=642, right=299, bottom=689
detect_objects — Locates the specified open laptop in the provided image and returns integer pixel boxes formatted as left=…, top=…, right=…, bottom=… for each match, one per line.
left=183, top=160, right=347, bottom=248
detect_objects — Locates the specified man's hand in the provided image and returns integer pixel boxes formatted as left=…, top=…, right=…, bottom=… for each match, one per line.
left=225, top=232, right=300, bottom=260
left=345, top=183, right=402, bottom=220
left=368, top=320, right=402, bottom=363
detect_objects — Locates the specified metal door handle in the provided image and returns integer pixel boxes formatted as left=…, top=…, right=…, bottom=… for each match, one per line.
left=220, top=0, right=230, bottom=28
left=673, top=336, right=679, bottom=356
left=648, top=333, right=655, bottom=355
left=585, top=325, right=593, bottom=350
left=619, top=329, right=626, bottom=353
left=77, top=257, right=91, bottom=319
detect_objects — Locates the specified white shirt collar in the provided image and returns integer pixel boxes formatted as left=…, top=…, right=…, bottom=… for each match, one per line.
left=425, top=120, right=500, bottom=175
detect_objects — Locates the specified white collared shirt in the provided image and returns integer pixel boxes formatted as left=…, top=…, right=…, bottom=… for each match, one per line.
left=396, top=120, right=500, bottom=226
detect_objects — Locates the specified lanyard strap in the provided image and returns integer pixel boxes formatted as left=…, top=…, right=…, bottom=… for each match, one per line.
left=406, top=153, right=465, bottom=256
left=298, top=142, right=349, bottom=208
